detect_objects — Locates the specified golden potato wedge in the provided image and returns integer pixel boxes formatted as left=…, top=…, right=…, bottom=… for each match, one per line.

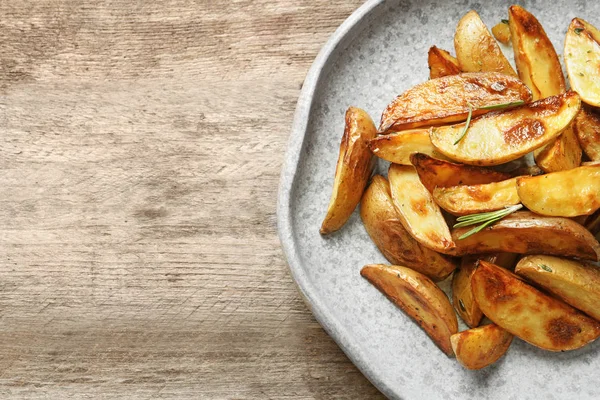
left=516, top=165, right=600, bottom=217
left=453, top=253, right=517, bottom=328
left=471, top=261, right=600, bottom=351
left=533, top=126, right=582, bottom=173
left=430, top=91, right=581, bottom=166
left=388, top=164, right=455, bottom=253
left=585, top=209, right=600, bottom=236
left=574, top=106, right=600, bottom=161
left=320, top=107, right=377, bottom=234
left=451, top=324, right=513, bottom=370
left=452, top=211, right=600, bottom=261
left=428, top=46, right=461, bottom=79
left=410, top=153, right=511, bottom=193
left=361, top=264, right=458, bottom=356
left=360, top=175, right=457, bottom=281
left=454, top=11, right=516, bottom=76
left=368, top=130, right=449, bottom=165
left=491, top=20, right=511, bottom=45
left=433, top=177, right=519, bottom=216
left=516, top=255, right=600, bottom=321
left=565, top=18, right=600, bottom=107
left=379, top=72, right=532, bottom=133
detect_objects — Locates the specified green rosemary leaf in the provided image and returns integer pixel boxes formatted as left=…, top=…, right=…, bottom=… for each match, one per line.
left=478, top=100, right=525, bottom=110
left=454, top=205, right=523, bottom=239
left=501, top=19, right=509, bottom=24
left=453, top=106, right=473, bottom=145
left=539, top=264, right=553, bottom=272
left=575, top=28, right=584, bottom=35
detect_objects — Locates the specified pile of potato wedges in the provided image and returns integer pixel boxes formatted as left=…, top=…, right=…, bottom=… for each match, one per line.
left=320, top=6, right=600, bottom=369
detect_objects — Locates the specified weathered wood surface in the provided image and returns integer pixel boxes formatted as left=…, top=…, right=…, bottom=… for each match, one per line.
left=0, top=0, right=385, bottom=398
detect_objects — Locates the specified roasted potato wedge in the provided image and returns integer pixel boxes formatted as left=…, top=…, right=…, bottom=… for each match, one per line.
left=361, top=264, right=458, bottom=356
left=585, top=209, right=600, bottom=236
left=410, top=153, right=511, bottom=193
left=471, top=261, right=600, bottom=351
left=565, top=18, right=600, bottom=107
left=379, top=72, right=532, bottom=133
left=368, top=130, right=449, bottom=165
left=516, top=255, right=600, bottom=321
left=454, top=11, right=516, bottom=76
left=452, top=211, right=600, bottom=261
left=453, top=253, right=517, bottom=328
left=320, top=107, right=377, bottom=234
left=430, top=91, right=581, bottom=166
left=428, top=46, right=461, bottom=79
left=451, top=324, right=513, bottom=370
left=533, top=126, right=582, bottom=173
left=517, top=165, right=600, bottom=217
left=491, top=21, right=511, bottom=45
left=360, top=175, right=457, bottom=280
left=574, top=106, right=600, bottom=161
left=388, top=164, right=455, bottom=252
left=433, top=177, right=519, bottom=216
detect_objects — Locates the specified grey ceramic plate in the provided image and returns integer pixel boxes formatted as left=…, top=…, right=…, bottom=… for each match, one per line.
left=277, top=1, right=600, bottom=399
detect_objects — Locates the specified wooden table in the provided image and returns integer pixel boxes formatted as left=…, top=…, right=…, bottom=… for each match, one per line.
left=0, top=1, right=385, bottom=398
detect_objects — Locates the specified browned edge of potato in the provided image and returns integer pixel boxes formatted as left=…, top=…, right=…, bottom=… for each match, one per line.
left=379, top=72, right=532, bottom=133
left=433, top=177, right=520, bottom=216
left=516, top=164, right=600, bottom=217
left=471, top=261, right=600, bottom=351
left=451, top=324, right=513, bottom=370
left=428, top=46, right=461, bottom=79
left=565, top=18, right=600, bottom=108
left=451, top=211, right=600, bottom=261
left=454, top=10, right=516, bottom=76
left=410, top=153, right=511, bottom=193
left=575, top=106, right=600, bottom=161
left=361, top=264, right=458, bottom=356
left=360, top=175, right=457, bottom=281
left=368, top=129, right=449, bottom=165
left=388, top=164, right=455, bottom=253
left=320, top=107, right=377, bottom=234
left=491, top=20, right=511, bottom=45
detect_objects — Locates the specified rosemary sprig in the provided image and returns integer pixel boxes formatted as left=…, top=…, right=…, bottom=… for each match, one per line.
left=453, top=106, right=473, bottom=145
left=478, top=100, right=525, bottom=110
left=454, top=204, right=523, bottom=240
left=575, top=27, right=584, bottom=35
left=539, top=264, right=553, bottom=272
left=501, top=19, right=509, bottom=24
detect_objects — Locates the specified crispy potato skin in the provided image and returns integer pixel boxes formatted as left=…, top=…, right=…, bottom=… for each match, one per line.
left=410, top=153, right=512, bottom=193
left=452, top=211, right=600, bottom=261
left=454, top=11, right=516, bottom=76
left=565, top=18, right=600, bottom=107
left=516, top=255, right=600, bottom=321
left=430, top=92, right=581, bottom=166
left=360, top=175, right=457, bottom=281
left=451, top=324, right=513, bottom=370
left=428, top=46, right=461, bottom=79
left=491, top=22, right=511, bottom=45
left=320, top=107, right=377, bottom=234
left=575, top=106, right=600, bottom=161
left=471, top=261, right=600, bottom=351
left=517, top=165, right=600, bottom=217
left=368, top=130, right=449, bottom=165
left=388, top=164, right=455, bottom=253
left=433, top=177, right=520, bottom=216
left=361, top=264, right=458, bottom=356
left=379, top=72, right=532, bottom=133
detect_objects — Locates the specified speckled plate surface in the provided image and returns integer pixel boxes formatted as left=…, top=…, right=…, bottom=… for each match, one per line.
left=277, top=1, right=600, bottom=399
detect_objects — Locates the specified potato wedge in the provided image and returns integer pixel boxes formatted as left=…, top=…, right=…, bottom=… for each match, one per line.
left=428, top=46, right=461, bottom=79
left=454, top=11, right=516, bottom=76
left=368, top=130, right=449, bottom=165
left=574, top=106, right=600, bottom=161
left=360, top=175, right=457, bottom=280
left=410, top=153, right=511, bottom=193
left=452, top=211, right=600, bottom=261
left=471, top=261, right=600, bottom=351
left=491, top=21, right=511, bottom=45
left=430, top=91, right=581, bottom=166
left=388, top=164, right=455, bottom=253
left=433, top=177, right=519, bottom=216
left=585, top=209, right=600, bottom=236
left=565, top=18, right=600, bottom=107
left=451, top=324, right=513, bottom=370
left=516, top=255, right=600, bottom=321
left=453, top=253, right=518, bottom=328
left=516, top=165, right=600, bottom=217
left=533, top=126, right=582, bottom=173
left=379, top=72, right=532, bottom=133
left=361, top=264, right=458, bottom=356
left=320, top=107, right=377, bottom=234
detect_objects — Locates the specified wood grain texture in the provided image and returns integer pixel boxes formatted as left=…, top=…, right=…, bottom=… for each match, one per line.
left=0, top=0, right=384, bottom=398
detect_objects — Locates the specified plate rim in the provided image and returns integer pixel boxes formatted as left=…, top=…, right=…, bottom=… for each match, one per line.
left=276, top=1, right=397, bottom=399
